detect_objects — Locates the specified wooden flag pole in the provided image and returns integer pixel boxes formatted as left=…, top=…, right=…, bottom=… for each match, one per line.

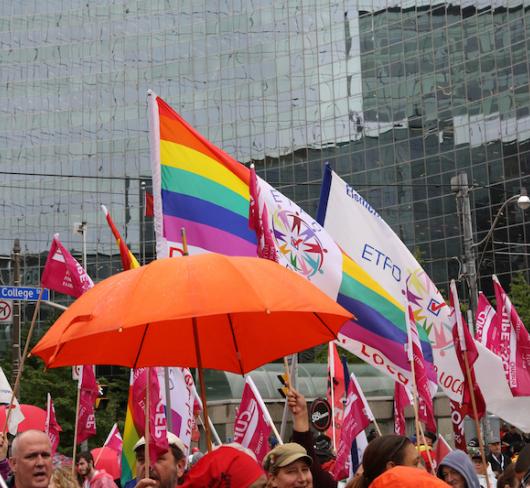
left=463, top=353, right=491, bottom=488
left=328, top=342, right=337, bottom=452
left=3, top=288, right=44, bottom=435
left=145, top=368, right=151, bottom=478
left=71, top=369, right=82, bottom=478
left=417, top=419, right=436, bottom=476
left=180, top=228, right=212, bottom=453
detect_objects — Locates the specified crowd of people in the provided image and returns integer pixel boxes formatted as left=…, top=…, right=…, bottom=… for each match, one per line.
left=1, top=389, right=529, bottom=488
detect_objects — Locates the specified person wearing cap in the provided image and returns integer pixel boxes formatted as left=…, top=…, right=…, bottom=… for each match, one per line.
left=180, top=444, right=266, bottom=487
left=468, top=447, right=495, bottom=488
left=263, top=443, right=313, bottom=487
left=286, top=388, right=337, bottom=487
left=486, top=437, right=511, bottom=476
left=134, top=432, right=187, bottom=488
left=313, top=434, right=335, bottom=473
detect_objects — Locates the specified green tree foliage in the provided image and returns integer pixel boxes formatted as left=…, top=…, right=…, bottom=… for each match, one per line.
left=1, top=316, right=129, bottom=456
left=509, top=272, right=530, bottom=332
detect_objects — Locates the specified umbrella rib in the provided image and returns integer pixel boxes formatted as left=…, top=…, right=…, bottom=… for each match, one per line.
left=227, top=313, right=244, bottom=375
left=314, top=312, right=339, bottom=340
left=133, top=323, right=149, bottom=369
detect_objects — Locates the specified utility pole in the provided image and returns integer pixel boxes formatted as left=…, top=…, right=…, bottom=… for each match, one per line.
left=11, top=239, right=21, bottom=397
left=451, top=173, right=479, bottom=317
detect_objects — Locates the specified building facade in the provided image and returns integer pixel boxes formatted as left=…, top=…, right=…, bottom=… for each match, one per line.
left=1, top=1, right=530, bottom=342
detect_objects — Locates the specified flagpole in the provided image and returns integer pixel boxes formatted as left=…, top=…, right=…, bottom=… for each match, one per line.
left=417, top=419, right=436, bottom=475
left=279, top=354, right=296, bottom=441
left=3, top=287, right=44, bottom=435
left=328, top=342, right=337, bottom=452
left=180, top=227, right=213, bottom=453
left=72, top=368, right=82, bottom=478
left=462, top=353, right=491, bottom=488
left=145, top=368, right=151, bottom=478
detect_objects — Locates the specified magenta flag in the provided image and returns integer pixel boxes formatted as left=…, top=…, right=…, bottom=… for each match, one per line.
left=41, top=234, right=93, bottom=297
left=393, top=382, right=410, bottom=435
left=45, top=393, right=62, bottom=455
left=233, top=377, right=272, bottom=463
left=493, top=275, right=530, bottom=396
left=248, top=167, right=278, bottom=262
left=331, top=373, right=372, bottom=481
left=76, top=366, right=98, bottom=444
left=131, top=368, right=169, bottom=462
left=406, top=305, right=437, bottom=432
left=449, top=400, right=467, bottom=452
left=450, top=281, right=486, bottom=420
left=104, top=423, right=123, bottom=457
left=475, top=292, right=496, bottom=344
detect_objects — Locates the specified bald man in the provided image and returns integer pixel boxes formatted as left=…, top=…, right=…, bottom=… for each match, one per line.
left=8, top=430, right=52, bottom=488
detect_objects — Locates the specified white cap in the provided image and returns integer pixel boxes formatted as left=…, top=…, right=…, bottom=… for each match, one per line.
left=133, top=431, right=187, bottom=458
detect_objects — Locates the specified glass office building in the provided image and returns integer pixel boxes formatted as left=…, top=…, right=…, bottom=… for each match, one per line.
left=1, top=0, right=530, bottom=336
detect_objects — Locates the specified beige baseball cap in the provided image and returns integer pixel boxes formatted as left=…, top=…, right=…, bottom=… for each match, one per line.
left=133, top=431, right=187, bottom=457
left=263, top=443, right=312, bottom=472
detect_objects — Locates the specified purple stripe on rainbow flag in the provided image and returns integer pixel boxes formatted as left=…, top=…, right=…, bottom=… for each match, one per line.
left=162, top=190, right=256, bottom=244
left=163, top=215, right=257, bottom=257
left=339, top=320, right=411, bottom=371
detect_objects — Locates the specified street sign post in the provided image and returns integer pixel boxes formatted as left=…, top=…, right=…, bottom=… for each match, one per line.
left=0, top=286, right=49, bottom=302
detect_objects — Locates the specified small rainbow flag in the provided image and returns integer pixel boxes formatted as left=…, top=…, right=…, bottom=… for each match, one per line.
left=148, top=91, right=256, bottom=258
left=121, top=373, right=140, bottom=485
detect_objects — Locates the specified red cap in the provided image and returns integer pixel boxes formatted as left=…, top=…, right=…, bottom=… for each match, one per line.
left=180, top=446, right=265, bottom=488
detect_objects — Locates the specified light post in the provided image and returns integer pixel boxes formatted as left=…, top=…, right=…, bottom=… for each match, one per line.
left=451, top=172, right=530, bottom=318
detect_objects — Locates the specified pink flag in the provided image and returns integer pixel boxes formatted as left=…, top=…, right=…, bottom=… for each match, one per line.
left=433, top=436, right=452, bottom=470
left=449, top=400, right=467, bottom=452
left=76, top=366, right=98, bottom=444
left=406, top=305, right=437, bottom=432
left=131, top=368, right=169, bottom=462
left=45, top=393, right=62, bottom=455
left=326, top=342, right=346, bottom=449
left=41, top=234, right=93, bottom=297
left=393, top=382, right=411, bottom=435
left=475, top=292, right=496, bottom=344
left=248, top=166, right=278, bottom=262
left=233, top=377, right=272, bottom=463
left=331, top=373, right=373, bottom=481
left=104, top=423, right=123, bottom=457
left=492, top=275, right=530, bottom=396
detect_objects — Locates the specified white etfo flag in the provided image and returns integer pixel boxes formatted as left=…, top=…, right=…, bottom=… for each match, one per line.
left=0, top=367, right=24, bottom=435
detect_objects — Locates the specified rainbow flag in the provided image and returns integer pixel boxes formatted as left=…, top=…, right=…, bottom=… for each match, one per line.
left=147, top=93, right=436, bottom=391
left=147, top=91, right=256, bottom=258
left=121, top=372, right=140, bottom=485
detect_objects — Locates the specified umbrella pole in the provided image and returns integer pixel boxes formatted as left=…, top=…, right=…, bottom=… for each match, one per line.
left=192, top=317, right=212, bottom=452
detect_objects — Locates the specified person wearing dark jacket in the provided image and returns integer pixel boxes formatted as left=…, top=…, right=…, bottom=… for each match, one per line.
left=486, top=439, right=511, bottom=476
left=437, top=450, right=481, bottom=488
left=287, top=388, right=337, bottom=488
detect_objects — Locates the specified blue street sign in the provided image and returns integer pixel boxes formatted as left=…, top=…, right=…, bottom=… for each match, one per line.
left=0, top=286, right=49, bottom=301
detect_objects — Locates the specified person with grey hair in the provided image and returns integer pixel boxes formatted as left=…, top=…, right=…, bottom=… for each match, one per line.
left=8, top=429, right=52, bottom=488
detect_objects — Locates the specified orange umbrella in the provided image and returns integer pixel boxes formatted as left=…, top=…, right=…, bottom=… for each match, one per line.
left=31, top=253, right=351, bottom=373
